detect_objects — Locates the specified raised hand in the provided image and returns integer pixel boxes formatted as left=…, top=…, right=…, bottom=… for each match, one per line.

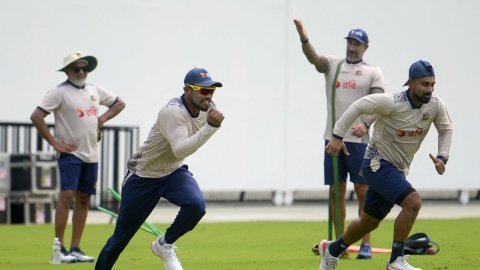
left=293, top=19, right=308, bottom=42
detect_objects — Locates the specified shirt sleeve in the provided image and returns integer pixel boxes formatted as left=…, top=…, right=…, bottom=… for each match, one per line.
left=433, top=97, right=453, bottom=162
left=333, top=93, right=393, bottom=137
left=370, top=66, right=385, bottom=92
left=96, top=84, right=118, bottom=107
left=159, top=106, right=219, bottom=159
left=39, top=88, right=62, bottom=113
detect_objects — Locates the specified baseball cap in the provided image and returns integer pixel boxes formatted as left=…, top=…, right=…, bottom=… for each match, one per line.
left=345, top=29, right=369, bottom=44
left=403, top=60, right=435, bottom=86
left=184, top=68, right=222, bottom=87
left=58, top=51, right=97, bottom=72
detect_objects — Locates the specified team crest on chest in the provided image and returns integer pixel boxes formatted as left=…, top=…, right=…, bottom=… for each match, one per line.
left=422, top=113, right=430, bottom=121
left=355, top=70, right=362, bottom=76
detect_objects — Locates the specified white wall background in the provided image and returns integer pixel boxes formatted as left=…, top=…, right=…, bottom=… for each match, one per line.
left=0, top=0, right=478, bottom=195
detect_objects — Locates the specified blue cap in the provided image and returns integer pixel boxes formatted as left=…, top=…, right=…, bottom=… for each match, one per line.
left=345, top=29, right=369, bottom=44
left=404, top=60, right=435, bottom=86
left=184, top=68, right=222, bottom=87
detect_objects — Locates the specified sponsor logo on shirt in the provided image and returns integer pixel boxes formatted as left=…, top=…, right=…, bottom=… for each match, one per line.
left=76, top=106, right=98, bottom=118
left=396, top=128, right=424, bottom=137
left=339, top=80, right=356, bottom=89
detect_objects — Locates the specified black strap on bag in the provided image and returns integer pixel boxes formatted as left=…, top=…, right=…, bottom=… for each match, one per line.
left=404, top=232, right=440, bottom=255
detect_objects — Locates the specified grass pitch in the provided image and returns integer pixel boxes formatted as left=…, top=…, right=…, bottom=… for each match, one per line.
left=0, top=218, right=478, bottom=269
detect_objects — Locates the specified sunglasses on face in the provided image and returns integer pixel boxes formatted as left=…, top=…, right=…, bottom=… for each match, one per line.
left=186, top=84, right=216, bottom=96
left=71, top=66, right=88, bottom=73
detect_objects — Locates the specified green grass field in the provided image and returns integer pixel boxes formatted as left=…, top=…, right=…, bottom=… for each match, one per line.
left=0, top=218, right=478, bottom=269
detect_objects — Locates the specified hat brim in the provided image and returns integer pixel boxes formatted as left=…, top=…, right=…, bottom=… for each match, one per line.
left=59, top=56, right=97, bottom=72
left=345, top=37, right=368, bottom=44
left=403, top=80, right=409, bottom=86
left=195, top=81, right=223, bottom=87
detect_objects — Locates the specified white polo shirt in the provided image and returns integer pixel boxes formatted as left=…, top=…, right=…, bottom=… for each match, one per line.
left=39, top=81, right=118, bottom=163
left=324, top=56, right=385, bottom=143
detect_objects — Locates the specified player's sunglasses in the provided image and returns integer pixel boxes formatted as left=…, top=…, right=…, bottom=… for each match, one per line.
left=186, top=84, right=216, bottom=96
left=71, top=66, right=88, bottom=73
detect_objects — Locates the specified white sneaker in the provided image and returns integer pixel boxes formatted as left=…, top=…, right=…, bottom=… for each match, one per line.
left=69, top=248, right=95, bottom=262
left=318, top=240, right=339, bottom=270
left=151, top=239, right=183, bottom=270
left=387, top=256, right=422, bottom=270
left=59, top=252, right=77, bottom=263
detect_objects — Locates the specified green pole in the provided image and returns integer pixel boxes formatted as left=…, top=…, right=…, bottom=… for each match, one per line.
left=97, top=206, right=160, bottom=236
left=328, top=192, right=332, bottom=240
left=329, top=61, right=344, bottom=240
left=332, top=156, right=342, bottom=239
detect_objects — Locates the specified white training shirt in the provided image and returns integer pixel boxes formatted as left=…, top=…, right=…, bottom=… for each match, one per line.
left=324, top=56, right=385, bottom=143
left=39, top=81, right=118, bottom=163
left=333, top=91, right=452, bottom=174
left=126, top=96, right=219, bottom=178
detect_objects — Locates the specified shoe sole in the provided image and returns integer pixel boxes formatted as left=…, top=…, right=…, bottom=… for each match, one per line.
left=69, top=253, right=94, bottom=262
left=357, top=255, right=372, bottom=259
left=60, top=260, right=77, bottom=264
left=386, top=263, right=422, bottom=270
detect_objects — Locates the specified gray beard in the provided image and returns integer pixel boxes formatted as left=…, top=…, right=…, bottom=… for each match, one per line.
left=69, top=77, right=86, bottom=87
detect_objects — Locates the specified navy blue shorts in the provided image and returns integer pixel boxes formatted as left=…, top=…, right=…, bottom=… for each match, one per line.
left=57, top=153, right=98, bottom=194
left=362, top=159, right=416, bottom=219
left=324, top=140, right=367, bottom=185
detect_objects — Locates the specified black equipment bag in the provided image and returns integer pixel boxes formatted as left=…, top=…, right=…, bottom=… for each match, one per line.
left=404, top=232, right=440, bottom=255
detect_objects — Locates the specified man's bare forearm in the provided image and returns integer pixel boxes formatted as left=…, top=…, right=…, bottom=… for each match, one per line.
left=302, top=42, right=329, bottom=73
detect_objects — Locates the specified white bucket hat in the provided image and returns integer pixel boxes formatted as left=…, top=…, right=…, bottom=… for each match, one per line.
left=58, top=51, right=97, bottom=72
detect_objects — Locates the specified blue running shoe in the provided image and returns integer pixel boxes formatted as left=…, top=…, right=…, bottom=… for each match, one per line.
left=356, top=243, right=372, bottom=259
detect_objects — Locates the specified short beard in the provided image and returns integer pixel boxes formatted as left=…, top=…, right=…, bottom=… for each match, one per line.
left=193, top=99, right=210, bottom=112
left=414, top=92, right=431, bottom=104
left=69, top=77, right=86, bottom=87
left=419, top=95, right=431, bottom=104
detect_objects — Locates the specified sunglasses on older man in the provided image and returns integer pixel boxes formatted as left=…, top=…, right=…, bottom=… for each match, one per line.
left=186, top=84, right=216, bottom=96
left=71, top=66, right=88, bottom=73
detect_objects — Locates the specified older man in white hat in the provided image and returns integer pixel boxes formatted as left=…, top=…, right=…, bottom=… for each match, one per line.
left=30, top=51, right=126, bottom=263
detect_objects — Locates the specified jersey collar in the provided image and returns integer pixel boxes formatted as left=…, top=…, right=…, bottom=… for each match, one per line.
left=345, top=58, right=363, bottom=65
left=66, top=80, right=85, bottom=89
left=181, top=94, right=198, bottom=117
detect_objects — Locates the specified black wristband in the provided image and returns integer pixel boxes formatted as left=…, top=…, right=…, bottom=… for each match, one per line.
left=207, top=121, right=221, bottom=128
left=332, top=133, right=343, bottom=140
left=301, top=38, right=309, bottom=44
left=436, top=155, right=448, bottom=165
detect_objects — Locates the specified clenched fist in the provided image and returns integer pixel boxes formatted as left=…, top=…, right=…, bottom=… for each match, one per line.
left=207, top=108, right=224, bottom=127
